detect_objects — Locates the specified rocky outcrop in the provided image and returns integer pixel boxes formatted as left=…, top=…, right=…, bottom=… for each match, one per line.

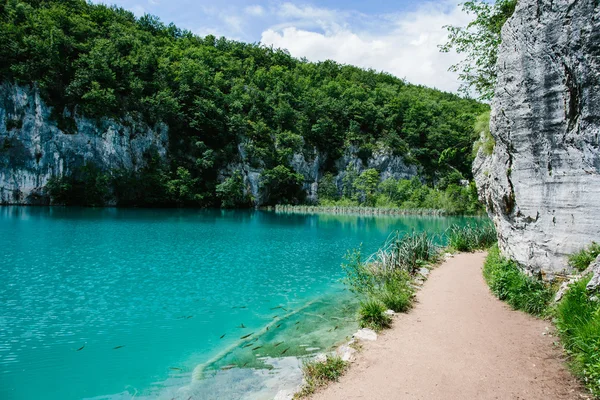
left=0, top=82, right=168, bottom=204
left=474, top=0, right=600, bottom=274
left=1, top=81, right=417, bottom=206
left=225, top=145, right=417, bottom=206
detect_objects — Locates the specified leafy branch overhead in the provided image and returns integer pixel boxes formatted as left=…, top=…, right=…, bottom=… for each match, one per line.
left=440, top=0, right=517, bottom=100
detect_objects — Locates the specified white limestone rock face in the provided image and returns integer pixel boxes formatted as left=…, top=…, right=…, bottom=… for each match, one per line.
left=0, top=82, right=168, bottom=205
left=474, top=0, right=600, bottom=274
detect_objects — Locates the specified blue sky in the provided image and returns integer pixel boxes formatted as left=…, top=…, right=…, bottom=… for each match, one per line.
left=90, top=0, right=469, bottom=92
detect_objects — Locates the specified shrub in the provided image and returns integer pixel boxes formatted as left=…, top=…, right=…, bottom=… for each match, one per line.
left=296, top=356, right=348, bottom=397
left=216, top=171, right=253, bottom=208
left=447, top=223, right=496, bottom=252
left=483, top=245, right=553, bottom=316
left=376, top=272, right=414, bottom=312
left=555, top=277, right=600, bottom=397
left=568, top=242, right=600, bottom=272
left=358, top=299, right=391, bottom=331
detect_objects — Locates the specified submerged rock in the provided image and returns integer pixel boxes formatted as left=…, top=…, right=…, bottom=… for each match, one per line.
left=474, top=0, right=600, bottom=274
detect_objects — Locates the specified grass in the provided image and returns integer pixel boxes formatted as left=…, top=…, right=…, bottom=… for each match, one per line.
left=375, top=271, right=414, bottom=313
left=447, top=223, right=496, bottom=252
left=482, top=245, right=554, bottom=316
left=358, top=299, right=392, bottom=332
left=295, top=356, right=348, bottom=398
left=555, top=277, right=600, bottom=397
left=568, top=242, right=600, bottom=272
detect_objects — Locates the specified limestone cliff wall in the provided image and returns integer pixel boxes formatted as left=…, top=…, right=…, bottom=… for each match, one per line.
left=1, top=82, right=417, bottom=206
left=0, top=82, right=169, bottom=204
left=474, top=0, right=600, bottom=274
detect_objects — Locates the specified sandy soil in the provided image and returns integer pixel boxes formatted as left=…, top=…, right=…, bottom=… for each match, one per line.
left=312, top=252, right=589, bottom=400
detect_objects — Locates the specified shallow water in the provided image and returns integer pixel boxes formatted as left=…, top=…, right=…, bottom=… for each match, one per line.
left=0, top=207, right=484, bottom=399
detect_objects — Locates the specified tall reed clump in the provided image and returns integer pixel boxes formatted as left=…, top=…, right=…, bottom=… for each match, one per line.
left=555, top=277, right=600, bottom=397
left=343, top=231, right=438, bottom=331
left=482, top=245, right=554, bottom=316
left=446, top=222, right=496, bottom=252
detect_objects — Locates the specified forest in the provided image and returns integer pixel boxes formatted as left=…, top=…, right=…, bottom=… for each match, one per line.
left=0, top=0, right=488, bottom=210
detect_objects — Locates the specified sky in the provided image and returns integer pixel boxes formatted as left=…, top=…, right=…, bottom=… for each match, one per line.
left=90, top=0, right=471, bottom=93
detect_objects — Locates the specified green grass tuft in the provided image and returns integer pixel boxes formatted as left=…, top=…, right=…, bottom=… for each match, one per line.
left=295, top=356, right=348, bottom=398
left=568, top=242, right=600, bottom=272
left=447, top=223, right=496, bottom=252
left=375, top=272, right=414, bottom=313
left=358, top=299, right=391, bottom=332
left=555, top=277, right=600, bottom=397
left=483, top=245, right=554, bottom=316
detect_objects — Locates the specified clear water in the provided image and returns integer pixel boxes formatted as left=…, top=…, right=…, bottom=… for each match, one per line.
left=0, top=207, right=484, bottom=399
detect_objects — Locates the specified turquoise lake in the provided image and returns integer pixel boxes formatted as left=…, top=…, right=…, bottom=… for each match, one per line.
left=0, top=207, right=484, bottom=399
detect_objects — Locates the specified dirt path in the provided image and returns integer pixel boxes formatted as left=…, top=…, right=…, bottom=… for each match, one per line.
left=313, top=252, right=588, bottom=400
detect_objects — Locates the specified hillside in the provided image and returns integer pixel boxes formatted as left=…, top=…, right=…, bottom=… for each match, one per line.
left=0, top=0, right=487, bottom=208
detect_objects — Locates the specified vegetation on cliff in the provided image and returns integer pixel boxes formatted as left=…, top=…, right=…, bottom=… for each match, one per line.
left=0, top=0, right=487, bottom=207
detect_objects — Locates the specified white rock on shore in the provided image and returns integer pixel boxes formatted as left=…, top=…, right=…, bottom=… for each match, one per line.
left=353, top=328, right=377, bottom=341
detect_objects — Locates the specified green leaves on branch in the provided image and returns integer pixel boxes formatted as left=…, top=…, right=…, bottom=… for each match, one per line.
left=440, top=0, right=517, bottom=100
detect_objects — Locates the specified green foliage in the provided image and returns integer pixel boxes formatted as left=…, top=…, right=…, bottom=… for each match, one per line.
left=341, top=246, right=377, bottom=295
left=317, top=173, right=339, bottom=202
left=447, top=223, right=496, bottom=252
left=568, top=243, right=600, bottom=272
left=296, top=356, right=348, bottom=398
left=260, top=165, right=305, bottom=205
left=319, top=174, right=484, bottom=215
left=1, top=0, right=487, bottom=207
left=472, top=111, right=495, bottom=156
left=483, top=245, right=554, bottom=316
left=383, top=231, right=437, bottom=274
left=46, top=163, right=110, bottom=206
left=352, top=168, right=380, bottom=206
left=555, top=277, right=600, bottom=397
left=358, top=299, right=391, bottom=332
left=440, top=0, right=517, bottom=100
left=216, top=171, right=252, bottom=208
left=375, top=272, right=414, bottom=313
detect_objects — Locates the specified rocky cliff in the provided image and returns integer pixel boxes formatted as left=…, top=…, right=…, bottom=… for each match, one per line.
left=0, top=82, right=169, bottom=205
left=474, top=0, right=600, bottom=274
left=1, top=82, right=417, bottom=206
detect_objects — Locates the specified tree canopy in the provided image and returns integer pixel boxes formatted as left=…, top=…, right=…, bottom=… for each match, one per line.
left=1, top=0, right=488, bottom=208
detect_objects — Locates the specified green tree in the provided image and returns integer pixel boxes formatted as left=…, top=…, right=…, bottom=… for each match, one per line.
left=216, top=171, right=252, bottom=208
left=353, top=168, right=380, bottom=206
left=260, top=165, right=305, bottom=205
left=440, top=0, right=517, bottom=100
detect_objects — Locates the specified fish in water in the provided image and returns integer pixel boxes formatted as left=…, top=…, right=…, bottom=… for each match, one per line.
left=186, top=316, right=193, bottom=319
left=334, top=326, right=338, bottom=330
left=266, top=327, right=269, bottom=331
left=281, top=347, right=290, bottom=355
left=274, top=341, right=284, bottom=347
left=240, top=332, right=254, bottom=339
left=276, top=324, right=282, bottom=328
left=232, top=306, right=247, bottom=309
left=295, top=321, right=300, bottom=325
left=237, top=323, right=246, bottom=328
left=252, top=346, right=262, bottom=351
left=113, top=345, right=125, bottom=350
left=220, top=334, right=226, bottom=339
left=76, top=344, right=85, bottom=351
left=169, top=367, right=182, bottom=371
left=272, top=315, right=278, bottom=319
left=242, top=362, right=248, bottom=367
left=221, top=364, right=236, bottom=370
left=242, top=343, right=254, bottom=348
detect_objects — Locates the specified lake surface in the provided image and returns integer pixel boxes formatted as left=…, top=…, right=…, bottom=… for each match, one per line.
left=0, top=207, right=484, bottom=399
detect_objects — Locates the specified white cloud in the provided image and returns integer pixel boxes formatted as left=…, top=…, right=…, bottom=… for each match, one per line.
left=260, top=1, right=469, bottom=93
left=245, top=5, right=265, bottom=17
